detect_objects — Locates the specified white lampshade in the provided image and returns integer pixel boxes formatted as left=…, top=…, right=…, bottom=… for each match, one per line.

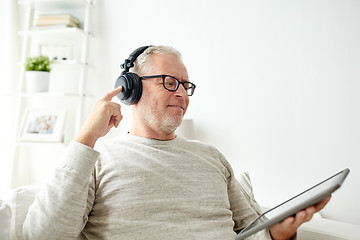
left=176, top=119, right=195, bottom=140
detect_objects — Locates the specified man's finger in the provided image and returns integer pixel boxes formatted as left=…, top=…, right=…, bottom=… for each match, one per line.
left=102, top=87, right=122, bottom=101
left=314, top=195, right=331, bottom=212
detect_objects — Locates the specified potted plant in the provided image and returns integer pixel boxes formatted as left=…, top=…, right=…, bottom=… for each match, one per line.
left=25, top=55, right=51, bottom=92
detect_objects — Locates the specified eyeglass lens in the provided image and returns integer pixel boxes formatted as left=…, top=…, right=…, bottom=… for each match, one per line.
left=163, top=76, right=195, bottom=96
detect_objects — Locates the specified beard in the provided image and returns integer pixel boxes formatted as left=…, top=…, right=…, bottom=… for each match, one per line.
left=160, top=114, right=183, bottom=133
left=140, top=108, right=184, bottom=134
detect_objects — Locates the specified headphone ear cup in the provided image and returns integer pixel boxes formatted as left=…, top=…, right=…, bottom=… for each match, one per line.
left=114, top=72, right=142, bottom=105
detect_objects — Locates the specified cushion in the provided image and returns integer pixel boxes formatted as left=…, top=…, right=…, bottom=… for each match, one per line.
left=237, top=171, right=263, bottom=215
left=0, top=200, right=11, bottom=240
left=5, top=185, right=41, bottom=240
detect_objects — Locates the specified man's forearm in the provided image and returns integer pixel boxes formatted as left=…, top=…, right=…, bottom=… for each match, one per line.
left=23, top=141, right=99, bottom=240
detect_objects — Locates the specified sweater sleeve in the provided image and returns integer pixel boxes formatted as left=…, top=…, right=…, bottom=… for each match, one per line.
left=23, top=141, right=100, bottom=240
left=219, top=154, right=272, bottom=240
left=229, top=178, right=273, bottom=239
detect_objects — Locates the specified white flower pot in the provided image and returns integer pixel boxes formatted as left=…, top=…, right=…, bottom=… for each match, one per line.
left=26, top=71, right=50, bottom=93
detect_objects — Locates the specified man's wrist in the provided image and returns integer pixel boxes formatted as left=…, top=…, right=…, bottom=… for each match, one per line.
left=270, top=231, right=297, bottom=240
left=74, top=133, right=97, bottom=148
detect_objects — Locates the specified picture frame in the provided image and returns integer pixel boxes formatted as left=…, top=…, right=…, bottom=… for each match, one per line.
left=39, top=42, right=74, bottom=62
left=19, top=108, right=66, bottom=142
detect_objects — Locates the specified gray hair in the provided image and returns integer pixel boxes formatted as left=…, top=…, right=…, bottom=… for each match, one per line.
left=131, top=45, right=183, bottom=75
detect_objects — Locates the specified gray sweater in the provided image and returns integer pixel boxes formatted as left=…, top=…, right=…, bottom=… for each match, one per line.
left=23, top=134, right=271, bottom=239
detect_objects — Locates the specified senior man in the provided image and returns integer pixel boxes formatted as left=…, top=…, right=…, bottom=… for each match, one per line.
left=23, top=45, right=330, bottom=240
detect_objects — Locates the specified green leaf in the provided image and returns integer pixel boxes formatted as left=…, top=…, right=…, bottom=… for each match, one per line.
left=24, top=55, right=51, bottom=72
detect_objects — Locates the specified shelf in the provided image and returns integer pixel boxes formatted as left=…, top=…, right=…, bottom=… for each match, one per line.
left=20, top=92, right=94, bottom=98
left=13, top=0, right=94, bottom=186
left=52, top=59, right=87, bottom=66
left=18, top=60, right=89, bottom=69
left=51, top=60, right=92, bottom=68
left=21, top=92, right=82, bottom=97
left=3, top=92, right=95, bottom=99
left=19, top=0, right=91, bottom=4
left=18, top=27, right=88, bottom=38
left=14, top=141, right=65, bottom=146
left=2, top=140, right=66, bottom=147
left=18, top=0, right=92, bottom=8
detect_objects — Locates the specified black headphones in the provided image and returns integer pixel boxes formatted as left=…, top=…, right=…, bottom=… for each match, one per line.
left=114, top=46, right=152, bottom=105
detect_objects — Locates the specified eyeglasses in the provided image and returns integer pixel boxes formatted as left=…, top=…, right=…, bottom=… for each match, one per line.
left=140, top=74, right=196, bottom=96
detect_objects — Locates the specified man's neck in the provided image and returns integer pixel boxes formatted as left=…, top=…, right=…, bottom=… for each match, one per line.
left=129, top=125, right=176, bottom=141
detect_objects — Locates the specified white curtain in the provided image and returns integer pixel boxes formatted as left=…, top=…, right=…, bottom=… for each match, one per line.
left=0, top=0, right=19, bottom=193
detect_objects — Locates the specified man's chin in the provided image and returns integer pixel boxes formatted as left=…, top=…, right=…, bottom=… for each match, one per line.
left=161, top=116, right=183, bottom=133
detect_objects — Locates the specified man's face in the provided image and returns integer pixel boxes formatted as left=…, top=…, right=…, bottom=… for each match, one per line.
left=134, top=53, right=190, bottom=135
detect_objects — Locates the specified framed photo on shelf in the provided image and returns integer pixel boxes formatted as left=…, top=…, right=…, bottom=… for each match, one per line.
left=39, top=42, right=74, bottom=62
left=19, top=108, right=66, bottom=143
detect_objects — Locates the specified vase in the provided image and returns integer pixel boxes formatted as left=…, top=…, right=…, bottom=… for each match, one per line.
left=26, top=71, right=50, bottom=93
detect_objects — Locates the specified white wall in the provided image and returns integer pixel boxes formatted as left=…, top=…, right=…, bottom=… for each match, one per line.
left=89, top=0, right=360, bottom=225
left=0, top=0, right=19, bottom=193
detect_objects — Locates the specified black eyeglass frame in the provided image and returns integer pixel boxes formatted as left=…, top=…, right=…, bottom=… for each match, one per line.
left=140, top=74, right=196, bottom=96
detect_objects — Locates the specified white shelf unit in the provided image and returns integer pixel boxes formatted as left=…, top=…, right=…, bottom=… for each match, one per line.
left=16, top=0, right=93, bottom=142
left=11, top=0, right=94, bottom=187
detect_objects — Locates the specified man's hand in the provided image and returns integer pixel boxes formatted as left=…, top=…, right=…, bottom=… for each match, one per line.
left=269, top=195, right=331, bottom=240
left=75, top=87, right=123, bottom=148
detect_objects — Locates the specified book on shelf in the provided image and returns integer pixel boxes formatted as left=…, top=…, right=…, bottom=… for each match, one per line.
left=30, top=25, right=80, bottom=31
left=35, top=14, right=80, bottom=28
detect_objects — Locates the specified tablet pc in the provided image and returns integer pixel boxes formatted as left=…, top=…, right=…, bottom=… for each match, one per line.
left=235, top=168, right=350, bottom=240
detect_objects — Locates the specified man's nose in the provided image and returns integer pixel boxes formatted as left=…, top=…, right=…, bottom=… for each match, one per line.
left=175, top=83, right=188, bottom=97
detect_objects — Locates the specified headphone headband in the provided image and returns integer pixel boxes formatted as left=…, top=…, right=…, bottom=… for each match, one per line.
left=120, top=45, right=152, bottom=73
left=115, top=45, right=152, bottom=105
